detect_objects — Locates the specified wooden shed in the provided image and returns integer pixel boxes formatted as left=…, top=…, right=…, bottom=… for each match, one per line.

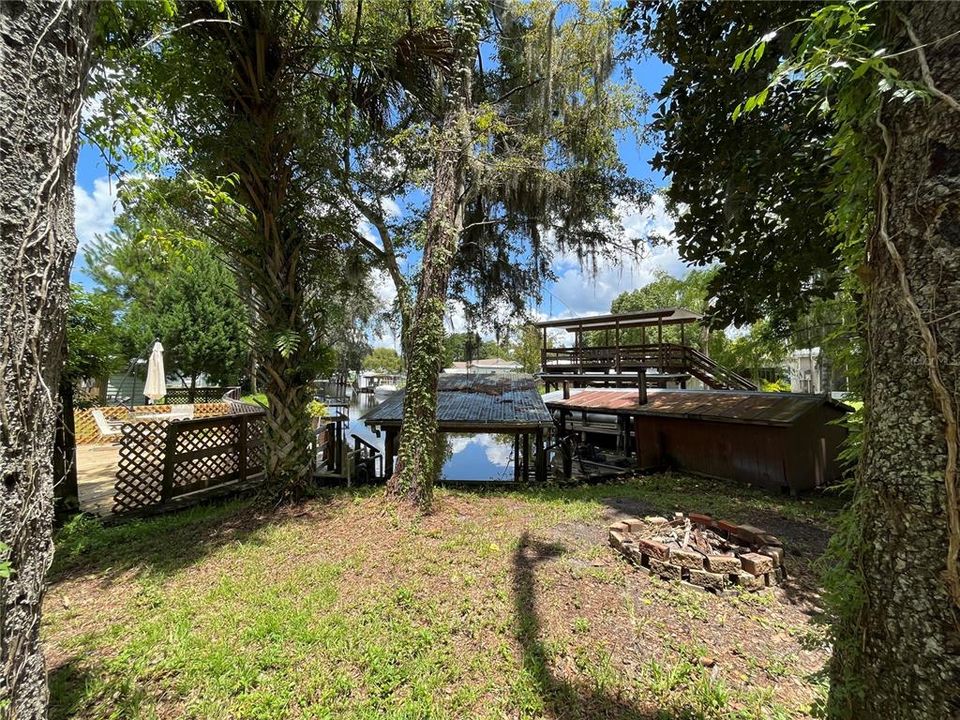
left=546, top=389, right=851, bottom=493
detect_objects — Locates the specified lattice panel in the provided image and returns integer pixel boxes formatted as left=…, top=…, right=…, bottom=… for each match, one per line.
left=164, top=387, right=238, bottom=404
left=113, top=421, right=168, bottom=513
left=111, top=412, right=267, bottom=514
left=170, top=422, right=242, bottom=494
left=246, top=418, right=266, bottom=474
left=74, top=403, right=229, bottom=444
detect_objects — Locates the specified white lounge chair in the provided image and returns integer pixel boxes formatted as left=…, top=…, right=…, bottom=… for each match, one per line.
left=91, top=409, right=124, bottom=440
left=167, top=404, right=195, bottom=421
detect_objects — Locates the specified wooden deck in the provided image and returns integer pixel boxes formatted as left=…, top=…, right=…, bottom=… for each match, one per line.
left=76, top=444, right=119, bottom=515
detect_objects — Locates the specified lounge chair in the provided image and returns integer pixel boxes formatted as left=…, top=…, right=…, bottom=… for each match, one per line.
left=167, top=404, right=195, bottom=421
left=91, top=409, right=124, bottom=441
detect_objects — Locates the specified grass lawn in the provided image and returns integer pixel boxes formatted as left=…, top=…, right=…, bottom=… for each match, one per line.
left=44, top=473, right=844, bottom=720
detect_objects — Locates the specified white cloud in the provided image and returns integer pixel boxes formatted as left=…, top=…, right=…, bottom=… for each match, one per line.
left=74, top=176, right=118, bottom=251
left=544, top=194, right=694, bottom=319
left=366, top=268, right=402, bottom=348
left=447, top=434, right=513, bottom=468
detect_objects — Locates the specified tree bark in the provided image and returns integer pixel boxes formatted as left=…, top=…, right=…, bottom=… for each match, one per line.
left=387, top=0, right=482, bottom=511
left=0, top=0, right=94, bottom=715
left=213, top=5, right=318, bottom=500
left=829, top=5, right=960, bottom=717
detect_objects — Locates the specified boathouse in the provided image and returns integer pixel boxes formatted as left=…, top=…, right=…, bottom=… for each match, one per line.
left=362, top=374, right=554, bottom=482
left=546, top=388, right=850, bottom=492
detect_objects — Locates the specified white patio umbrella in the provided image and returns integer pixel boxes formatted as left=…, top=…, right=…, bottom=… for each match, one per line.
left=143, top=341, right=167, bottom=403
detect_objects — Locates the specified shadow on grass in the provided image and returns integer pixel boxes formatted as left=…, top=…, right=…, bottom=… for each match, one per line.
left=50, top=485, right=377, bottom=587
left=513, top=531, right=708, bottom=720
left=48, top=657, right=90, bottom=720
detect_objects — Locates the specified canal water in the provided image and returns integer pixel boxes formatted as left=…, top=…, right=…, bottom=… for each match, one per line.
left=345, top=391, right=518, bottom=482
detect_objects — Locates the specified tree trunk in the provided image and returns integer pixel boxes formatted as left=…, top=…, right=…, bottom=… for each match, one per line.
left=388, top=1, right=481, bottom=511
left=53, top=380, right=80, bottom=521
left=212, top=4, right=317, bottom=501
left=260, top=340, right=316, bottom=500
left=0, top=1, right=94, bottom=715
left=829, top=6, right=960, bottom=717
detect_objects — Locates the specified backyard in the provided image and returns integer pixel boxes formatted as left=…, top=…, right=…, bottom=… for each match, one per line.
left=45, top=473, right=842, bottom=720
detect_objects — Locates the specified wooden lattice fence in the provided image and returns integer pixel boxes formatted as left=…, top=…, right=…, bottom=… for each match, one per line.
left=163, top=386, right=241, bottom=404
left=114, top=421, right=168, bottom=512
left=75, top=403, right=228, bottom=445
left=113, top=410, right=266, bottom=514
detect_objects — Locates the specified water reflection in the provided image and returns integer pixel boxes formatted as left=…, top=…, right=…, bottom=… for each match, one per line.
left=346, top=392, right=517, bottom=482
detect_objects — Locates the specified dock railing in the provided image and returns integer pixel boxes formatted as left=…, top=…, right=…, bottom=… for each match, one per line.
left=542, top=343, right=756, bottom=391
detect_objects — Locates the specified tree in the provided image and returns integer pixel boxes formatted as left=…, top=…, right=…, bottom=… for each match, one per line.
left=0, top=2, right=96, bottom=714
left=510, top=324, right=548, bottom=375
left=362, top=347, right=403, bottom=374
left=632, top=2, right=837, bottom=331
left=708, top=321, right=786, bottom=385
left=64, top=286, right=125, bottom=402
left=607, top=268, right=715, bottom=348
left=637, top=2, right=960, bottom=716
left=107, top=3, right=373, bottom=499
left=443, top=332, right=482, bottom=366
left=145, top=245, right=249, bottom=392
left=85, top=199, right=250, bottom=395
left=384, top=0, right=647, bottom=509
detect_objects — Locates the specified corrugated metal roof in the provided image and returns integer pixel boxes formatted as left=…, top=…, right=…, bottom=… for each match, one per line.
left=545, top=388, right=851, bottom=426
left=362, top=374, right=554, bottom=430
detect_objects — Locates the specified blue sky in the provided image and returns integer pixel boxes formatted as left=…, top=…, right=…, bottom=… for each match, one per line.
left=72, top=53, right=691, bottom=345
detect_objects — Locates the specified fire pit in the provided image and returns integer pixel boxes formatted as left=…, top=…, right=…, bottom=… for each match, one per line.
left=609, top=513, right=784, bottom=594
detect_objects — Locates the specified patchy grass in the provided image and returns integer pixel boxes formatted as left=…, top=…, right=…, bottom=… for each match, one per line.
left=45, top=473, right=840, bottom=719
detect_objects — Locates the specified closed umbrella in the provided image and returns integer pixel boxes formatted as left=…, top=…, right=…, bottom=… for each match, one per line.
left=143, top=341, right=166, bottom=403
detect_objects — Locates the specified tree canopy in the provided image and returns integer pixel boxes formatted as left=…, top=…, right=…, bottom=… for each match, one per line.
left=362, top=347, right=402, bottom=374
left=630, top=2, right=839, bottom=330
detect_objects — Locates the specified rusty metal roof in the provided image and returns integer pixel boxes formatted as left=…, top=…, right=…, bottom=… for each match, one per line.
left=362, top=373, right=554, bottom=431
left=545, top=389, right=851, bottom=426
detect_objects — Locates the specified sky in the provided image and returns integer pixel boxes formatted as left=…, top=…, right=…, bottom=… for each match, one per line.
left=71, top=53, right=693, bottom=347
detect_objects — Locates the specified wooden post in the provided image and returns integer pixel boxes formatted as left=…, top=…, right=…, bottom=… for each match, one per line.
left=535, top=428, right=545, bottom=482
left=541, top=326, right=547, bottom=369
left=522, top=433, right=530, bottom=482
left=559, top=411, right=572, bottom=478
left=638, top=368, right=648, bottom=405
left=238, top=415, right=248, bottom=481
left=562, top=381, right=570, bottom=400
left=680, top=323, right=686, bottom=347
left=513, top=434, right=520, bottom=482
left=162, top=424, right=178, bottom=503
left=657, top=317, right=663, bottom=370
left=384, top=428, right=396, bottom=478
left=53, top=379, right=79, bottom=518
left=615, top=318, right=621, bottom=373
